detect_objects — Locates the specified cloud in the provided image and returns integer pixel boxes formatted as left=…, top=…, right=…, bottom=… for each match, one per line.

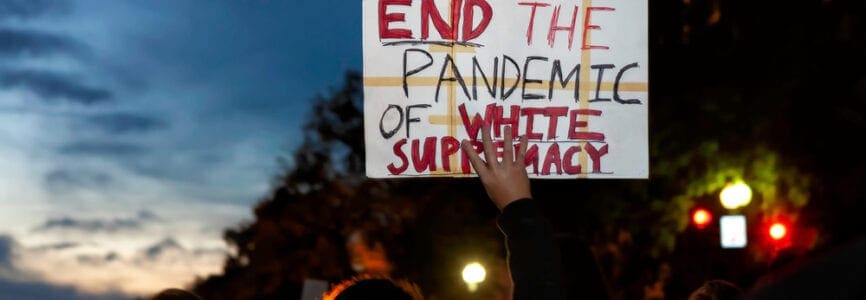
left=43, top=169, right=113, bottom=192
left=0, top=279, right=125, bottom=300
left=0, top=28, right=85, bottom=58
left=0, top=0, right=68, bottom=20
left=35, top=217, right=141, bottom=233
left=144, top=238, right=183, bottom=259
left=0, top=0, right=359, bottom=296
left=32, top=242, right=80, bottom=252
left=58, top=141, right=146, bottom=156
left=136, top=210, right=160, bottom=222
left=0, top=70, right=111, bottom=105
left=85, top=112, right=167, bottom=135
left=76, top=252, right=118, bottom=266
left=32, top=211, right=163, bottom=233
left=0, top=235, right=12, bottom=270
left=0, top=234, right=123, bottom=300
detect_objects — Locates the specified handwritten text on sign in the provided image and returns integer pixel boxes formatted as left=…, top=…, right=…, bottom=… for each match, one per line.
left=363, top=0, right=648, bottom=179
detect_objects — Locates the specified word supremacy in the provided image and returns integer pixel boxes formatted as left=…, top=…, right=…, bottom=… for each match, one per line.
left=363, top=0, right=649, bottom=179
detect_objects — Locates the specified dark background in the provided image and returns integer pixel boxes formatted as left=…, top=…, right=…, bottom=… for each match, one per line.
left=191, top=1, right=866, bottom=299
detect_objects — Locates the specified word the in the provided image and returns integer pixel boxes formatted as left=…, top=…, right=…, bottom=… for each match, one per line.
left=518, top=2, right=615, bottom=49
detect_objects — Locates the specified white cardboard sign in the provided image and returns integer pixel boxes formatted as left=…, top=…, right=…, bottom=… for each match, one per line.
left=363, top=0, right=648, bottom=178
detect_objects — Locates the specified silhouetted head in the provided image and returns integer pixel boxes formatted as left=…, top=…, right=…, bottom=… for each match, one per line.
left=324, top=276, right=422, bottom=300
left=151, top=288, right=201, bottom=300
left=688, top=280, right=744, bottom=300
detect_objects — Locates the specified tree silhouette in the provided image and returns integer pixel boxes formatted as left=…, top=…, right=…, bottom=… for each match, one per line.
left=192, top=72, right=506, bottom=300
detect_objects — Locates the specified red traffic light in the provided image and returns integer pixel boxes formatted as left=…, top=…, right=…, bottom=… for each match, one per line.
left=692, top=208, right=712, bottom=229
left=769, top=222, right=788, bottom=241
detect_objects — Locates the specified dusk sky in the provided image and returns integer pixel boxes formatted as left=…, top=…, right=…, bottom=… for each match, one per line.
left=0, top=0, right=360, bottom=297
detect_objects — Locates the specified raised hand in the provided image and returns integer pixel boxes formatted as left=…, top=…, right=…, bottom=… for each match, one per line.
left=461, top=124, right=531, bottom=210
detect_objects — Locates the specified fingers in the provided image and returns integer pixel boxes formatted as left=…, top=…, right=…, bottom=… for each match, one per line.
left=503, top=125, right=514, bottom=164
left=461, top=140, right=488, bottom=177
left=481, top=123, right=497, bottom=166
left=516, top=135, right=528, bottom=167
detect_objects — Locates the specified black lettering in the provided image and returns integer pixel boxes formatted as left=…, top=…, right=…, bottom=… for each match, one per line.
left=614, top=62, right=642, bottom=104
left=589, top=64, right=615, bottom=102
left=406, top=104, right=432, bottom=138
left=380, top=104, right=404, bottom=139
left=472, top=56, right=499, bottom=100
left=522, top=56, right=549, bottom=100
left=501, top=55, right=521, bottom=100
left=436, top=54, right=471, bottom=103
left=549, top=60, right=580, bottom=102
left=403, top=49, right=433, bottom=98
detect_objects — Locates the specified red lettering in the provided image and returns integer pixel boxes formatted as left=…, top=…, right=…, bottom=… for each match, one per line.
left=411, top=137, right=438, bottom=172
left=581, top=7, right=615, bottom=50
left=584, top=143, right=608, bottom=173
left=521, top=107, right=545, bottom=140
left=462, top=140, right=483, bottom=174
left=563, top=145, right=582, bottom=174
left=518, top=2, right=550, bottom=45
left=493, top=105, right=521, bottom=138
left=462, top=0, right=493, bottom=41
left=379, top=0, right=413, bottom=39
left=547, top=5, right=580, bottom=49
left=441, top=136, right=460, bottom=172
left=541, top=143, right=562, bottom=175
left=544, top=106, right=568, bottom=139
left=568, top=109, right=605, bottom=141
left=388, top=136, right=605, bottom=176
left=421, top=0, right=462, bottom=40
left=524, top=144, right=540, bottom=174
left=387, top=139, right=409, bottom=175
left=458, top=103, right=495, bottom=140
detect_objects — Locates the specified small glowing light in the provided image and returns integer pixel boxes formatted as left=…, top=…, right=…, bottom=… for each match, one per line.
left=769, top=223, right=787, bottom=240
left=462, top=262, right=486, bottom=292
left=692, top=209, right=712, bottom=229
left=720, top=215, right=748, bottom=249
left=720, top=182, right=753, bottom=209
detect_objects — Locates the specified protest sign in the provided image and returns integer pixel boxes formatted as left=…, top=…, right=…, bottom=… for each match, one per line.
left=363, top=0, right=648, bottom=178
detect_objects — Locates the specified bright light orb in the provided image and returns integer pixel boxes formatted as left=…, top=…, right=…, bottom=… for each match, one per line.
left=720, top=182, right=753, bottom=209
left=462, top=262, right=486, bottom=292
left=692, top=209, right=712, bottom=228
left=769, top=223, right=787, bottom=240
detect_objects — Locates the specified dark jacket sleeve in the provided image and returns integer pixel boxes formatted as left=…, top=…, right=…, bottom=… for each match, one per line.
left=497, top=198, right=565, bottom=300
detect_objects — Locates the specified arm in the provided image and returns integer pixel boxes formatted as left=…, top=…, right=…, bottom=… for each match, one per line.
left=461, top=125, right=565, bottom=300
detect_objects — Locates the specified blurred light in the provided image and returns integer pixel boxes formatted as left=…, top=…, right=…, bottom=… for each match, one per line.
left=462, top=262, right=486, bottom=292
left=720, top=182, right=752, bottom=209
left=720, top=215, right=748, bottom=249
left=692, top=208, right=712, bottom=229
left=769, top=223, right=788, bottom=241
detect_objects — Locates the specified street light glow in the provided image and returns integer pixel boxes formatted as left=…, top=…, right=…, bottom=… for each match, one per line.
left=692, top=208, right=712, bottom=229
left=769, top=223, right=787, bottom=240
left=462, top=262, right=486, bottom=292
left=720, top=182, right=752, bottom=209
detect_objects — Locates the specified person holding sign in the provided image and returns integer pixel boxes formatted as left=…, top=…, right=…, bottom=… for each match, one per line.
left=461, top=125, right=566, bottom=300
